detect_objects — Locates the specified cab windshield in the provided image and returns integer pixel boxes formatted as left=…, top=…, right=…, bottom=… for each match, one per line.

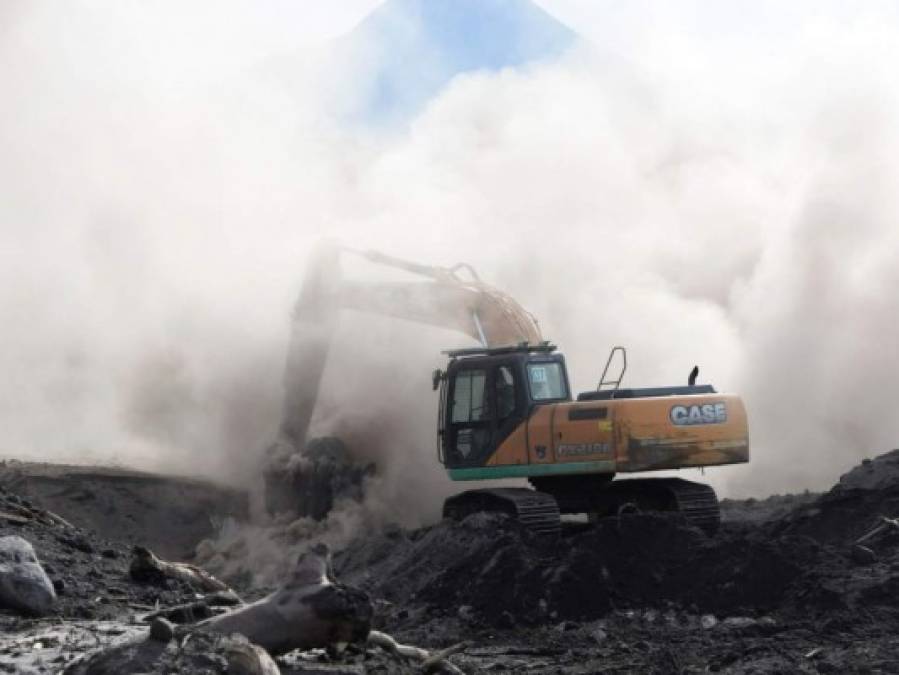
left=526, top=362, right=568, bottom=401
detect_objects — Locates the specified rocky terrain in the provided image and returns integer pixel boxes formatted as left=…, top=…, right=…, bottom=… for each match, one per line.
left=0, top=461, right=247, bottom=560
left=2, top=452, right=899, bottom=673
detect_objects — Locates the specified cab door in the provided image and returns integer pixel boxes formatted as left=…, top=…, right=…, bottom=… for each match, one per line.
left=486, top=363, right=530, bottom=466
left=443, top=360, right=531, bottom=468
left=444, top=366, right=494, bottom=467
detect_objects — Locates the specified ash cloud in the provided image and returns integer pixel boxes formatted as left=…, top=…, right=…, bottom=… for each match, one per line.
left=1, top=0, right=898, bottom=513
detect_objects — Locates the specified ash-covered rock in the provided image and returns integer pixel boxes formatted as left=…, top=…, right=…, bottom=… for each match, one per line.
left=0, top=535, right=57, bottom=616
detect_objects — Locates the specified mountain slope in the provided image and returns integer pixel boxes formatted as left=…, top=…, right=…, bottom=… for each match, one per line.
left=330, top=0, right=578, bottom=125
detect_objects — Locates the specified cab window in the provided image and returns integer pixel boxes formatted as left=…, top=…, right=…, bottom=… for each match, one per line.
left=451, top=369, right=487, bottom=423
left=527, top=362, right=567, bottom=401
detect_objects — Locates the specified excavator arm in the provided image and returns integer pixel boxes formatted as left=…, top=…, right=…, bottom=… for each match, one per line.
left=337, top=247, right=542, bottom=347
left=278, top=241, right=542, bottom=450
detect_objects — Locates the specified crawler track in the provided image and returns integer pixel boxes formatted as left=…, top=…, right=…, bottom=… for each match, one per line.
left=443, top=487, right=561, bottom=537
left=444, top=478, right=720, bottom=536
left=597, top=477, right=721, bottom=534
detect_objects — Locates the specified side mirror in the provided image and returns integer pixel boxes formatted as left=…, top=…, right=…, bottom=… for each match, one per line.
left=432, top=369, right=444, bottom=391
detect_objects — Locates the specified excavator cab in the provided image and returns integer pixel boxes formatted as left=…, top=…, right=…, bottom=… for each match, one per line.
left=437, top=344, right=570, bottom=468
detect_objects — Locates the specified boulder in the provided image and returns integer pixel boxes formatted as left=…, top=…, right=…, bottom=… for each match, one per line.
left=0, top=535, right=57, bottom=616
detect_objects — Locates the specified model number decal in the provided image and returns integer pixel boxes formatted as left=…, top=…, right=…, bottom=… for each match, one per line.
left=557, top=443, right=611, bottom=457
left=670, top=403, right=727, bottom=426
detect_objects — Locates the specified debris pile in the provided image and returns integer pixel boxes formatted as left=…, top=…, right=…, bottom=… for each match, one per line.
left=65, top=546, right=375, bottom=675
left=0, top=481, right=457, bottom=674
left=774, top=448, right=899, bottom=544
left=0, top=483, right=241, bottom=630
left=335, top=511, right=832, bottom=625
left=336, top=454, right=899, bottom=636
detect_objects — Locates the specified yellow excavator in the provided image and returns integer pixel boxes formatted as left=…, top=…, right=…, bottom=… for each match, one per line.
left=265, top=243, right=749, bottom=535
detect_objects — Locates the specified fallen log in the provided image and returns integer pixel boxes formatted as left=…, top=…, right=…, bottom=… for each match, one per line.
left=142, top=589, right=243, bottom=624
left=130, top=545, right=233, bottom=594
left=368, top=630, right=468, bottom=675
left=854, top=516, right=899, bottom=546
left=0, top=500, right=74, bottom=529
left=423, top=643, right=470, bottom=674
left=144, top=599, right=216, bottom=624
left=0, top=510, right=30, bottom=525
left=190, top=544, right=372, bottom=656
left=226, top=640, right=282, bottom=675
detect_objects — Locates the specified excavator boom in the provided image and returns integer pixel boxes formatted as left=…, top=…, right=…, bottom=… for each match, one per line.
left=278, top=242, right=541, bottom=449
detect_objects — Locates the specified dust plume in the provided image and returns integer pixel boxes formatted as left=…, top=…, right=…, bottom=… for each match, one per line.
left=1, top=0, right=899, bottom=531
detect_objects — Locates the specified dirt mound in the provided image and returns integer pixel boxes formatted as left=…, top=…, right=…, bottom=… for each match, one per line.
left=720, top=491, right=819, bottom=524
left=772, top=449, right=899, bottom=544
left=334, top=450, right=899, bottom=631
left=335, top=511, right=841, bottom=625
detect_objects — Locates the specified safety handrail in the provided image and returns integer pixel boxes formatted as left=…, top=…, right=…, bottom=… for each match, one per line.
left=597, top=346, right=627, bottom=391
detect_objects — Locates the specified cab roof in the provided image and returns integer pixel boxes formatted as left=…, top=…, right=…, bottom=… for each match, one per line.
left=442, top=342, right=557, bottom=359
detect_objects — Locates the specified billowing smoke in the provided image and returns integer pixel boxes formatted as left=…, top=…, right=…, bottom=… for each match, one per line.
left=2, top=0, right=899, bottom=528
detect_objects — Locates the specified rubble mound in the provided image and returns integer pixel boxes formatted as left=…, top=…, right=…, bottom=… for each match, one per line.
left=336, top=449, right=899, bottom=631
left=772, top=449, right=899, bottom=544
left=719, top=491, right=819, bottom=524
left=336, top=512, right=833, bottom=624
